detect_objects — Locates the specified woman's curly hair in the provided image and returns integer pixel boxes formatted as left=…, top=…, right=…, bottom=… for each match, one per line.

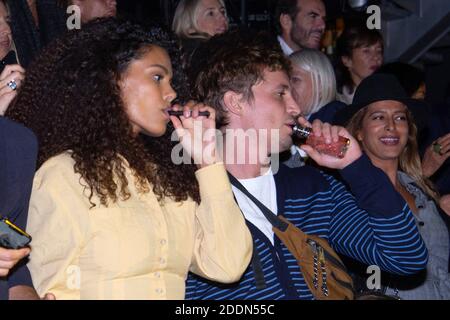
left=6, top=18, right=200, bottom=206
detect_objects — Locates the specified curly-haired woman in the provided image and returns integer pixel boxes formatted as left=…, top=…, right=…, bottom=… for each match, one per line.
left=5, top=18, right=252, bottom=300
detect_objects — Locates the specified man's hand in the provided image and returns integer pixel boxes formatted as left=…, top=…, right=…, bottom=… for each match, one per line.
left=297, top=117, right=362, bottom=169
left=0, top=247, right=30, bottom=277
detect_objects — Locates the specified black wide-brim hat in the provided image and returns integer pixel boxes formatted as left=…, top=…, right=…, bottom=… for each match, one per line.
left=334, top=73, right=426, bottom=131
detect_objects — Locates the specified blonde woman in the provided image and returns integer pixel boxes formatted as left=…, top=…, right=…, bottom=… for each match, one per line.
left=289, top=49, right=346, bottom=124
left=338, top=73, right=450, bottom=300
left=172, top=0, right=228, bottom=70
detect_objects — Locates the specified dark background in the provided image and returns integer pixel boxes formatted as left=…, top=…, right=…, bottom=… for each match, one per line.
left=115, top=0, right=449, bottom=105
left=116, top=0, right=376, bottom=30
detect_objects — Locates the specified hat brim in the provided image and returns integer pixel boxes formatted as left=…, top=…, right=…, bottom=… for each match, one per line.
left=334, top=97, right=425, bottom=129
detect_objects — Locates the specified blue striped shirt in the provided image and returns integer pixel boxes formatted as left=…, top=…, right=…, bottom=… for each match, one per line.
left=185, top=155, right=428, bottom=300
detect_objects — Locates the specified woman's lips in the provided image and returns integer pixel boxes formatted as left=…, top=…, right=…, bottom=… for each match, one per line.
left=162, top=108, right=171, bottom=121
left=379, top=136, right=400, bottom=145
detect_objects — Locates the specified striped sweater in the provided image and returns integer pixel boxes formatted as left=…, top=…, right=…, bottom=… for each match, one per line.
left=185, top=155, right=428, bottom=300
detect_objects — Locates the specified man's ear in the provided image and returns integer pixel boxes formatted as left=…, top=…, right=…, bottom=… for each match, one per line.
left=223, top=91, right=244, bottom=116
left=280, top=13, right=293, bottom=34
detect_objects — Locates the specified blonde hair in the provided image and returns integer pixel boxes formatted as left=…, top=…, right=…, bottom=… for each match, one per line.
left=172, top=0, right=227, bottom=40
left=346, top=106, right=440, bottom=203
left=289, top=49, right=337, bottom=116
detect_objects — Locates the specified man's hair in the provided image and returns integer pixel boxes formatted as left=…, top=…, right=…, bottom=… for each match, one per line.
left=192, top=28, right=291, bottom=128
left=274, top=0, right=300, bottom=34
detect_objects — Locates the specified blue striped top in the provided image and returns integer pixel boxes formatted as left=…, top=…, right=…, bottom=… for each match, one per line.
left=185, top=155, right=428, bottom=300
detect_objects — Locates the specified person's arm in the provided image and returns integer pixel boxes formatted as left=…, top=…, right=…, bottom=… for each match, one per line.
left=26, top=158, right=88, bottom=299
left=0, top=117, right=38, bottom=295
left=189, top=163, right=253, bottom=283
left=170, top=102, right=252, bottom=283
left=296, top=118, right=427, bottom=275
left=327, top=154, right=428, bottom=275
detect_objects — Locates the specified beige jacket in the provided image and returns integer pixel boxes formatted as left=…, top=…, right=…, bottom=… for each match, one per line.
left=27, top=152, right=252, bottom=299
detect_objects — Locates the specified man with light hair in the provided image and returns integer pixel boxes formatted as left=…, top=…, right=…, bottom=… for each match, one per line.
left=184, top=29, right=428, bottom=300
left=275, top=0, right=327, bottom=55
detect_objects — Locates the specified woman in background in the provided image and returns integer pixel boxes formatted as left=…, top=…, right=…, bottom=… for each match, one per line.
left=335, top=24, right=383, bottom=105
left=340, top=73, right=450, bottom=299
left=289, top=49, right=346, bottom=124
left=172, top=0, right=228, bottom=70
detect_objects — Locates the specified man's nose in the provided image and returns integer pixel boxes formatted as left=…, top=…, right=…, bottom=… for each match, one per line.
left=286, top=94, right=301, bottom=116
left=316, top=17, right=326, bottom=32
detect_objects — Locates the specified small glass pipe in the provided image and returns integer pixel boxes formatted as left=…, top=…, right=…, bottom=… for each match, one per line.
left=167, top=110, right=210, bottom=117
left=292, top=125, right=350, bottom=159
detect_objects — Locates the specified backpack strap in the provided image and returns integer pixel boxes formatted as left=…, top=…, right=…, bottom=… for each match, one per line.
left=228, top=172, right=288, bottom=290
left=251, top=237, right=267, bottom=290
left=227, top=173, right=288, bottom=231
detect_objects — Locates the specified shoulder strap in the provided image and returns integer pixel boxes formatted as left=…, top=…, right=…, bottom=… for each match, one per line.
left=227, top=172, right=288, bottom=232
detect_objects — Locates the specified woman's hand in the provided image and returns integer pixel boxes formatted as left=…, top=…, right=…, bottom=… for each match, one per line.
left=170, top=101, right=218, bottom=169
left=422, top=133, right=450, bottom=178
left=0, top=246, right=30, bottom=277
left=297, top=117, right=363, bottom=169
left=0, top=64, right=25, bottom=115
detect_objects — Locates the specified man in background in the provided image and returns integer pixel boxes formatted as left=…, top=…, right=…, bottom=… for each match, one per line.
left=275, top=0, right=326, bottom=55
